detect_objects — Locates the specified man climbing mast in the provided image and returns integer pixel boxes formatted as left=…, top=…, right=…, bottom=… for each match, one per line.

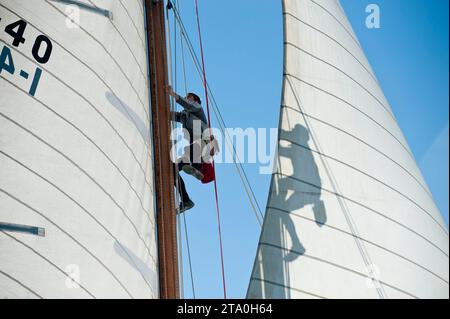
left=168, top=86, right=218, bottom=213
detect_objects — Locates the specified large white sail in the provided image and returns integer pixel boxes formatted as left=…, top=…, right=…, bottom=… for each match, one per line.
left=248, top=0, right=449, bottom=299
left=0, top=0, right=158, bottom=298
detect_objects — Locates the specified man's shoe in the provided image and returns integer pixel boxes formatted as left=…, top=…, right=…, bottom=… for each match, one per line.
left=182, top=165, right=204, bottom=181
left=178, top=200, right=195, bottom=214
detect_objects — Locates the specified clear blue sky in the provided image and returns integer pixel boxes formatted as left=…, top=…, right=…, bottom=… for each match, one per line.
left=168, top=0, right=449, bottom=299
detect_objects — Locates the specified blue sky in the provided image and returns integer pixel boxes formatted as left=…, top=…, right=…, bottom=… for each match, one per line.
left=168, top=0, right=449, bottom=299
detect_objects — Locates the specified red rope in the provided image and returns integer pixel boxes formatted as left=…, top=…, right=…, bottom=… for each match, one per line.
left=194, top=0, right=227, bottom=299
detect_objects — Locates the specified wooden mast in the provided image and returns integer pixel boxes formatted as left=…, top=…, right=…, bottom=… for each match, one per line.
left=144, top=0, right=179, bottom=299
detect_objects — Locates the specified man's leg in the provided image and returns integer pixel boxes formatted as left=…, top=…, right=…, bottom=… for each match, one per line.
left=182, top=142, right=204, bottom=180
left=174, top=163, right=195, bottom=213
left=174, top=163, right=191, bottom=203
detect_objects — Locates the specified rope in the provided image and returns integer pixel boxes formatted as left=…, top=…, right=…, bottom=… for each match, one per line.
left=171, top=3, right=264, bottom=226
left=182, top=213, right=196, bottom=298
left=179, top=19, right=189, bottom=95
left=194, top=0, right=227, bottom=298
left=171, top=0, right=197, bottom=299
left=173, top=4, right=264, bottom=223
left=176, top=215, right=184, bottom=298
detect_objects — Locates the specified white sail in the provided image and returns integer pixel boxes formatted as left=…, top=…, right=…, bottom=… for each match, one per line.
left=248, top=0, right=449, bottom=299
left=0, top=0, right=158, bottom=298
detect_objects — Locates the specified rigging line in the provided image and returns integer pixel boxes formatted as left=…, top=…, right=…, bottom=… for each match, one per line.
left=171, top=3, right=264, bottom=225
left=172, top=3, right=185, bottom=300
left=209, top=107, right=264, bottom=225
left=177, top=214, right=185, bottom=298
left=182, top=213, right=197, bottom=298
left=169, top=6, right=183, bottom=298
left=286, top=76, right=387, bottom=299
left=166, top=2, right=181, bottom=216
left=174, top=0, right=197, bottom=298
left=171, top=7, right=263, bottom=218
left=194, top=0, right=227, bottom=299
left=166, top=2, right=184, bottom=298
left=171, top=0, right=264, bottom=231
left=180, top=25, right=189, bottom=95
left=171, top=0, right=264, bottom=228
left=173, top=3, right=178, bottom=96
left=166, top=2, right=180, bottom=217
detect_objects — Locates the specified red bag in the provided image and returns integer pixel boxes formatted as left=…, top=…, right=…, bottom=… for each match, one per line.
left=200, top=163, right=215, bottom=184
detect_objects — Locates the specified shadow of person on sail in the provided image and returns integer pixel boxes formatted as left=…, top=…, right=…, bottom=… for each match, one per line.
left=250, top=123, right=327, bottom=298
left=269, top=123, right=326, bottom=264
left=278, top=123, right=326, bottom=228
left=268, top=176, right=306, bottom=261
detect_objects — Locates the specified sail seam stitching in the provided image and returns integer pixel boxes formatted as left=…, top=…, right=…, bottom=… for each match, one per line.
left=0, top=5, right=152, bottom=157
left=286, top=76, right=388, bottom=298
left=308, top=0, right=361, bottom=49
left=285, top=73, right=415, bottom=160
left=117, top=0, right=146, bottom=47
left=282, top=104, right=431, bottom=197
left=43, top=0, right=149, bottom=115
left=86, top=0, right=148, bottom=69
left=45, top=0, right=148, bottom=86
left=0, top=150, right=158, bottom=295
left=1, top=231, right=97, bottom=298
left=8, top=1, right=149, bottom=119
left=0, top=75, right=155, bottom=227
left=136, top=0, right=144, bottom=16
left=267, top=206, right=450, bottom=284
left=0, top=188, right=135, bottom=298
left=259, top=242, right=419, bottom=299
left=272, top=172, right=449, bottom=257
left=285, top=41, right=395, bottom=120
left=250, top=277, right=327, bottom=299
left=278, top=136, right=440, bottom=228
left=0, top=269, right=43, bottom=299
left=283, top=12, right=378, bottom=84
left=0, top=110, right=155, bottom=257
left=0, top=37, right=154, bottom=191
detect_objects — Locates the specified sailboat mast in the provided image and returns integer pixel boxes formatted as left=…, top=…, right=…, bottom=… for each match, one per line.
left=144, top=0, right=179, bottom=299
